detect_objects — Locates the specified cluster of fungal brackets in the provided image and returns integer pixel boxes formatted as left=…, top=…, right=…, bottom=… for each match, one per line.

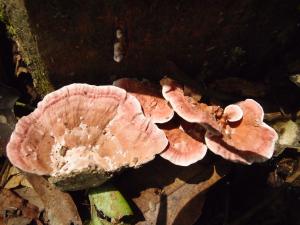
left=6, top=77, right=278, bottom=190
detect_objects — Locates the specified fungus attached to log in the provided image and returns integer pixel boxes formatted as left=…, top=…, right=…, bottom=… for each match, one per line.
left=160, top=77, right=220, bottom=133
left=160, top=120, right=207, bottom=166
left=113, top=78, right=174, bottom=123
left=6, top=84, right=168, bottom=190
left=205, top=99, right=278, bottom=164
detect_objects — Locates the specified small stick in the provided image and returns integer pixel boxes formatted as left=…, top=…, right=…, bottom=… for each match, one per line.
left=264, top=111, right=300, bottom=122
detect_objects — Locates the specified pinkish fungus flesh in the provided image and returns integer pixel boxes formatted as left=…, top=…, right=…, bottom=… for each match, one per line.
left=6, top=84, right=168, bottom=190
left=159, top=120, right=207, bottom=166
left=205, top=99, right=278, bottom=164
left=113, top=78, right=174, bottom=123
left=223, top=104, right=243, bottom=122
left=160, top=77, right=221, bottom=134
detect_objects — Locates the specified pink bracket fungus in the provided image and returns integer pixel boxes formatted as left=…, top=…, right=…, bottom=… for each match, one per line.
left=6, top=84, right=168, bottom=190
left=113, top=78, right=174, bottom=123
left=223, top=104, right=243, bottom=123
left=160, top=120, right=207, bottom=166
left=205, top=99, right=278, bottom=164
left=160, top=77, right=221, bottom=133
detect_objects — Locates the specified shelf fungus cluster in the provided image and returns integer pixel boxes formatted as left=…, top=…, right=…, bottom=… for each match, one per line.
left=159, top=77, right=278, bottom=165
left=6, top=78, right=278, bottom=190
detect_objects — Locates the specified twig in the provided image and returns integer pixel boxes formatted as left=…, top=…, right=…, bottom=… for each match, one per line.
left=264, top=111, right=300, bottom=122
left=15, top=101, right=36, bottom=111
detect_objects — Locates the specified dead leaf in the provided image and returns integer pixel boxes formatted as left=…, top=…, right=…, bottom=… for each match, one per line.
left=4, top=174, right=23, bottom=189
left=116, top=157, right=227, bottom=225
left=20, top=178, right=32, bottom=188
left=4, top=217, right=32, bottom=225
left=289, top=74, right=300, bottom=87
left=271, top=119, right=300, bottom=155
left=25, top=174, right=82, bottom=225
left=14, top=187, right=44, bottom=212
left=0, top=188, right=39, bottom=224
left=7, top=166, right=19, bottom=177
left=1, top=165, right=32, bottom=189
left=268, top=157, right=299, bottom=187
left=283, top=156, right=300, bottom=186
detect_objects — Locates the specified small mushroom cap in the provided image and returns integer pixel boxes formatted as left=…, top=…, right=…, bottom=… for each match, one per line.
left=160, top=120, right=207, bottom=166
left=113, top=78, right=174, bottom=123
left=160, top=77, right=220, bottom=133
left=6, top=84, right=168, bottom=183
left=205, top=99, right=278, bottom=164
left=223, top=104, right=243, bottom=122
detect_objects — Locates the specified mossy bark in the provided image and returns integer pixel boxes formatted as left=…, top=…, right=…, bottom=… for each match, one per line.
left=48, top=169, right=113, bottom=191
left=1, top=0, right=54, bottom=95
left=1, top=0, right=299, bottom=103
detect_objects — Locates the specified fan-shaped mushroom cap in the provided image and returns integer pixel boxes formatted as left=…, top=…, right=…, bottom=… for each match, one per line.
left=205, top=99, right=278, bottom=164
left=160, top=120, right=207, bottom=166
left=223, top=104, right=243, bottom=122
left=113, top=78, right=174, bottom=123
left=160, top=77, right=220, bottom=133
left=6, top=84, right=168, bottom=190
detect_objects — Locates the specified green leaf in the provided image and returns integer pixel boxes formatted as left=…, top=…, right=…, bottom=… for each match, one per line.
left=88, top=183, right=133, bottom=221
left=89, top=204, right=112, bottom=225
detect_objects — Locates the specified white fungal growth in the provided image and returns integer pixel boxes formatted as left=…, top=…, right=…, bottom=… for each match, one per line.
left=79, top=122, right=88, bottom=130
left=223, top=104, right=243, bottom=122
left=49, top=124, right=124, bottom=176
left=113, top=28, right=126, bottom=63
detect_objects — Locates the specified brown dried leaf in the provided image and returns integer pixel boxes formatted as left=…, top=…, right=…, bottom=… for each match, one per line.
left=14, top=187, right=45, bottom=212
left=2, top=217, right=32, bottom=225
left=116, top=158, right=227, bottom=225
left=267, top=156, right=300, bottom=187
left=20, top=178, right=32, bottom=188
left=25, top=174, right=82, bottom=225
left=0, top=188, right=39, bottom=223
left=2, top=166, right=32, bottom=189
left=4, top=174, right=23, bottom=189
left=285, top=156, right=300, bottom=186
left=7, top=166, right=20, bottom=177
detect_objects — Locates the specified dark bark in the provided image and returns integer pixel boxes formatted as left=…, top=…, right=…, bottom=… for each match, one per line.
left=2, top=0, right=299, bottom=96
